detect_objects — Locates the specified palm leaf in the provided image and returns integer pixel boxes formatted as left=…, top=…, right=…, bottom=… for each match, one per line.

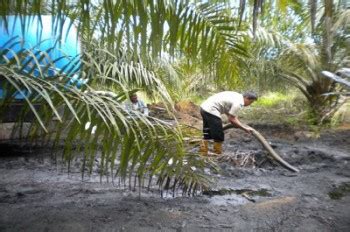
left=0, top=38, right=210, bottom=194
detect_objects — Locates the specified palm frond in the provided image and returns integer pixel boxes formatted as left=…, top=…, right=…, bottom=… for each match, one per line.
left=0, top=40, right=210, bottom=194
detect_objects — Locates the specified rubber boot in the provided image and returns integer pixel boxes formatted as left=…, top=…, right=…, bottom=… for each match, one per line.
left=213, top=142, right=223, bottom=155
left=199, top=140, right=209, bottom=155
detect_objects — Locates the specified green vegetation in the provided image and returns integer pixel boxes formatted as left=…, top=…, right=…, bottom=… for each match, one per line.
left=240, top=91, right=308, bottom=127
left=255, top=92, right=296, bottom=108
left=331, top=102, right=350, bottom=126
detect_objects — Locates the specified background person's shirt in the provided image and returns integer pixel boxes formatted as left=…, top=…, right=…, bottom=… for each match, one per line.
left=125, top=100, right=149, bottom=116
left=200, top=91, right=244, bottom=118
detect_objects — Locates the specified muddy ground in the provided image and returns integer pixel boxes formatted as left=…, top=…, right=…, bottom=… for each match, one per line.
left=0, top=124, right=350, bottom=232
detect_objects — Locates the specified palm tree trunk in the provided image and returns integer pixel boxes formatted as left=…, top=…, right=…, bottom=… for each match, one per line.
left=323, top=0, right=333, bottom=68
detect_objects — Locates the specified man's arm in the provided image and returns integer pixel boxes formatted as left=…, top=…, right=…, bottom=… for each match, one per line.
left=227, top=114, right=252, bottom=133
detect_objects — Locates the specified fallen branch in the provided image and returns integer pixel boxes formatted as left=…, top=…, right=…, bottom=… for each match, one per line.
left=223, top=124, right=299, bottom=173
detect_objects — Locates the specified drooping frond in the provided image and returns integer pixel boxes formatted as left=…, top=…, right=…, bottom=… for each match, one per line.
left=1, top=1, right=247, bottom=64
left=0, top=39, right=210, bottom=194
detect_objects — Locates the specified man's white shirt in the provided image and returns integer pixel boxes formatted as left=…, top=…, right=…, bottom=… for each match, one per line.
left=200, top=91, right=244, bottom=118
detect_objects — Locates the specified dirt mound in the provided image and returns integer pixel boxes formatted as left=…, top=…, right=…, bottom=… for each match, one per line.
left=174, top=100, right=201, bottom=119
left=174, top=100, right=202, bottom=130
left=148, top=100, right=202, bottom=130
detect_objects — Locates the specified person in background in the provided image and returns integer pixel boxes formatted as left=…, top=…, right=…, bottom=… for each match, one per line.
left=199, top=91, right=258, bottom=155
left=124, top=93, right=149, bottom=116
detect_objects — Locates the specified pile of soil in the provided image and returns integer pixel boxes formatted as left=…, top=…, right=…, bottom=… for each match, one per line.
left=149, top=100, right=202, bottom=130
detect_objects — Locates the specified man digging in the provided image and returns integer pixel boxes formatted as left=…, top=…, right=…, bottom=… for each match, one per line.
left=199, top=91, right=258, bottom=155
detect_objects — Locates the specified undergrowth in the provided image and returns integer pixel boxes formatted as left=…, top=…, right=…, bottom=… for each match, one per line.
left=239, top=91, right=309, bottom=128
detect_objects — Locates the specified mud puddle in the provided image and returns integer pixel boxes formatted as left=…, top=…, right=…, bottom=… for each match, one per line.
left=0, top=127, right=350, bottom=231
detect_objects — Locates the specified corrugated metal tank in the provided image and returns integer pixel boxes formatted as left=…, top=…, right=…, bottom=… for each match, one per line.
left=0, top=15, right=82, bottom=100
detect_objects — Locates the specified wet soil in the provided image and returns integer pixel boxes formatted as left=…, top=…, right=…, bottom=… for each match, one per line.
left=0, top=125, right=350, bottom=232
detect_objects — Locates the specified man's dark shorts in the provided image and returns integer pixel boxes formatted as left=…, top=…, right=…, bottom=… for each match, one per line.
left=200, top=108, right=224, bottom=142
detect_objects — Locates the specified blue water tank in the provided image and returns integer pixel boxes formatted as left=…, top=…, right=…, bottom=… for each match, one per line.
left=0, top=15, right=83, bottom=99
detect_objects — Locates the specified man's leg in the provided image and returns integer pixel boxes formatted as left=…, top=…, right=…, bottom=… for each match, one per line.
left=200, top=108, right=212, bottom=155
left=207, top=114, right=224, bottom=154
left=200, top=109, right=224, bottom=155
